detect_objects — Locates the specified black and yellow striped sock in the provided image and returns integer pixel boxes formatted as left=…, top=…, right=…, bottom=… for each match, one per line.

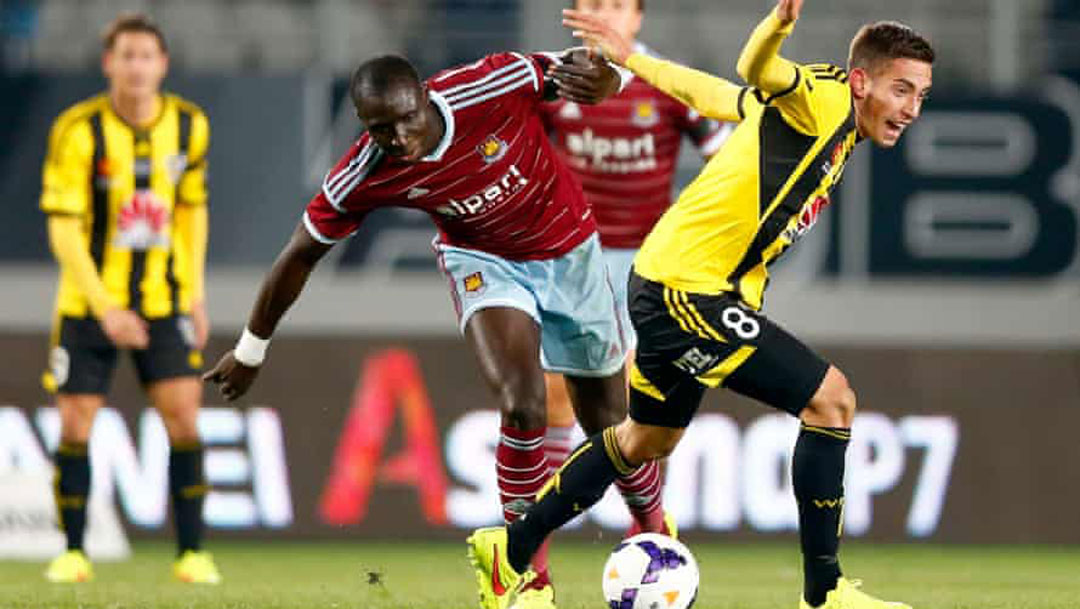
left=169, top=443, right=207, bottom=555
left=506, top=427, right=633, bottom=573
left=794, top=423, right=851, bottom=607
left=55, top=442, right=90, bottom=552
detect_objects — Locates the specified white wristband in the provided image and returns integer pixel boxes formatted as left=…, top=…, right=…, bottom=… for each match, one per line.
left=233, top=327, right=269, bottom=367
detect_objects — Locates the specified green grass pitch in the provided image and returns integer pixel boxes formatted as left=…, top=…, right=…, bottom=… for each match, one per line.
left=1, top=540, right=1078, bottom=608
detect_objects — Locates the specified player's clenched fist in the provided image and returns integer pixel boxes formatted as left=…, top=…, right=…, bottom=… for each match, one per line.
left=776, top=0, right=804, bottom=24
left=203, top=351, right=259, bottom=401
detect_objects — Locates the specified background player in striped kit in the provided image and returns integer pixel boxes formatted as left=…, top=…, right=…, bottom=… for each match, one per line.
left=39, top=13, right=218, bottom=584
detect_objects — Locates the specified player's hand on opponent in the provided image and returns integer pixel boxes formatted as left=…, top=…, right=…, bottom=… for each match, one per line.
left=562, top=8, right=633, bottom=65
left=776, top=0, right=804, bottom=24
left=549, top=47, right=621, bottom=104
left=203, top=351, right=259, bottom=401
left=190, top=300, right=210, bottom=349
left=101, top=308, right=149, bottom=349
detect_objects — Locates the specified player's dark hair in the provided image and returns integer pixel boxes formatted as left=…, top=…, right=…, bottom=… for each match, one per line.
left=102, top=12, right=167, bottom=53
left=570, top=0, right=644, bottom=11
left=848, top=21, right=934, bottom=73
left=350, top=55, right=422, bottom=105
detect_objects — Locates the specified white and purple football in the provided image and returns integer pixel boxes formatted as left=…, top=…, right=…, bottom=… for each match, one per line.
left=601, top=533, right=699, bottom=609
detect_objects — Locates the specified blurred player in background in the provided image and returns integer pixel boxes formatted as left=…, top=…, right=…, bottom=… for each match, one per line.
left=203, top=48, right=671, bottom=604
left=532, top=1, right=730, bottom=606
left=469, top=1, right=934, bottom=608
left=39, top=13, right=218, bottom=584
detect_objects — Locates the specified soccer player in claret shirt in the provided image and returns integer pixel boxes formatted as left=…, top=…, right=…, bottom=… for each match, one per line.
left=468, top=1, right=934, bottom=608
left=39, top=13, right=218, bottom=584
left=204, top=48, right=669, bottom=587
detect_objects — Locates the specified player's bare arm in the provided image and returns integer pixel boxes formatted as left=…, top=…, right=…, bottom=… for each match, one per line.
left=549, top=47, right=623, bottom=104
left=203, top=223, right=332, bottom=401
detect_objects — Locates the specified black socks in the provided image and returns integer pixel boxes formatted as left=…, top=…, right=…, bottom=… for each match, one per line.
left=793, top=424, right=851, bottom=607
left=170, top=443, right=207, bottom=554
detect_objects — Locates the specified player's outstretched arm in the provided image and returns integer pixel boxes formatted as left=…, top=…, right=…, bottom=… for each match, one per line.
left=736, top=1, right=802, bottom=96
left=562, top=8, right=743, bottom=121
left=203, top=222, right=332, bottom=401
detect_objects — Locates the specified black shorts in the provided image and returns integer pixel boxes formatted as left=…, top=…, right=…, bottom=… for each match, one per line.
left=627, top=272, right=829, bottom=428
left=44, top=314, right=203, bottom=395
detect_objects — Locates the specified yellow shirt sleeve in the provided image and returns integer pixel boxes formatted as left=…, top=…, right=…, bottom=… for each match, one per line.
left=172, top=204, right=208, bottom=305
left=40, top=117, right=94, bottom=215
left=625, top=52, right=744, bottom=122
left=736, top=8, right=819, bottom=135
left=47, top=215, right=117, bottom=317
left=178, top=110, right=209, bottom=206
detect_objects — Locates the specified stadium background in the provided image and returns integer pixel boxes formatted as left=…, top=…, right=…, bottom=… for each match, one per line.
left=1, top=0, right=1079, bottom=555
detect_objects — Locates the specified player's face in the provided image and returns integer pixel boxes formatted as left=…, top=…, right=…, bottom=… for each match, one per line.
left=852, top=57, right=932, bottom=148
left=103, top=32, right=168, bottom=101
left=574, top=0, right=642, bottom=42
left=356, top=84, right=433, bottom=163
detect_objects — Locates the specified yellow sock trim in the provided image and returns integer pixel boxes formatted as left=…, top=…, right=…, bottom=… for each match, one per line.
left=801, top=424, right=851, bottom=441
left=602, top=427, right=635, bottom=476
left=179, top=483, right=209, bottom=499
left=537, top=440, right=592, bottom=500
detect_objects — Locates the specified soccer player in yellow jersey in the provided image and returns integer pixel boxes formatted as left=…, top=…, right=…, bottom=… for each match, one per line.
left=39, top=13, right=220, bottom=584
left=467, top=1, right=934, bottom=608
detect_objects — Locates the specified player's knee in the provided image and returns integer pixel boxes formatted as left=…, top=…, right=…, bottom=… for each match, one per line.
left=159, top=409, right=201, bottom=446
left=597, top=394, right=628, bottom=429
left=577, top=396, right=624, bottom=435
left=621, top=437, right=676, bottom=464
left=497, top=372, right=547, bottom=430
left=58, top=397, right=99, bottom=444
left=803, top=368, right=857, bottom=428
left=617, top=424, right=679, bottom=465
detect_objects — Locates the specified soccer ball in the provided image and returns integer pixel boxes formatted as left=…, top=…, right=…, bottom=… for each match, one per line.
left=601, top=533, right=699, bottom=609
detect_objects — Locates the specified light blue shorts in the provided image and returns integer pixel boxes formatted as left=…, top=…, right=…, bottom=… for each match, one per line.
left=436, top=234, right=627, bottom=377
left=600, top=247, right=638, bottom=351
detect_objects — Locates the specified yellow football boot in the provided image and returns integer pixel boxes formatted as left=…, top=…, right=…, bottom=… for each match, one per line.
left=663, top=511, right=679, bottom=540
left=626, top=510, right=680, bottom=540
left=44, top=549, right=93, bottom=583
left=467, top=527, right=525, bottom=609
left=509, top=579, right=555, bottom=609
left=173, top=550, right=222, bottom=584
left=799, top=578, right=911, bottom=609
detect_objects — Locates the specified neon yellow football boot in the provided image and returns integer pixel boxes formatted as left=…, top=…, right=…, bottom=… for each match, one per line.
left=173, top=550, right=222, bottom=584
left=626, top=510, right=680, bottom=540
left=663, top=511, right=679, bottom=540
left=799, top=578, right=912, bottom=609
left=44, top=549, right=93, bottom=583
left=467, top=527, right=525, bottom=609
left=509, top=578, right=555, bottom=609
